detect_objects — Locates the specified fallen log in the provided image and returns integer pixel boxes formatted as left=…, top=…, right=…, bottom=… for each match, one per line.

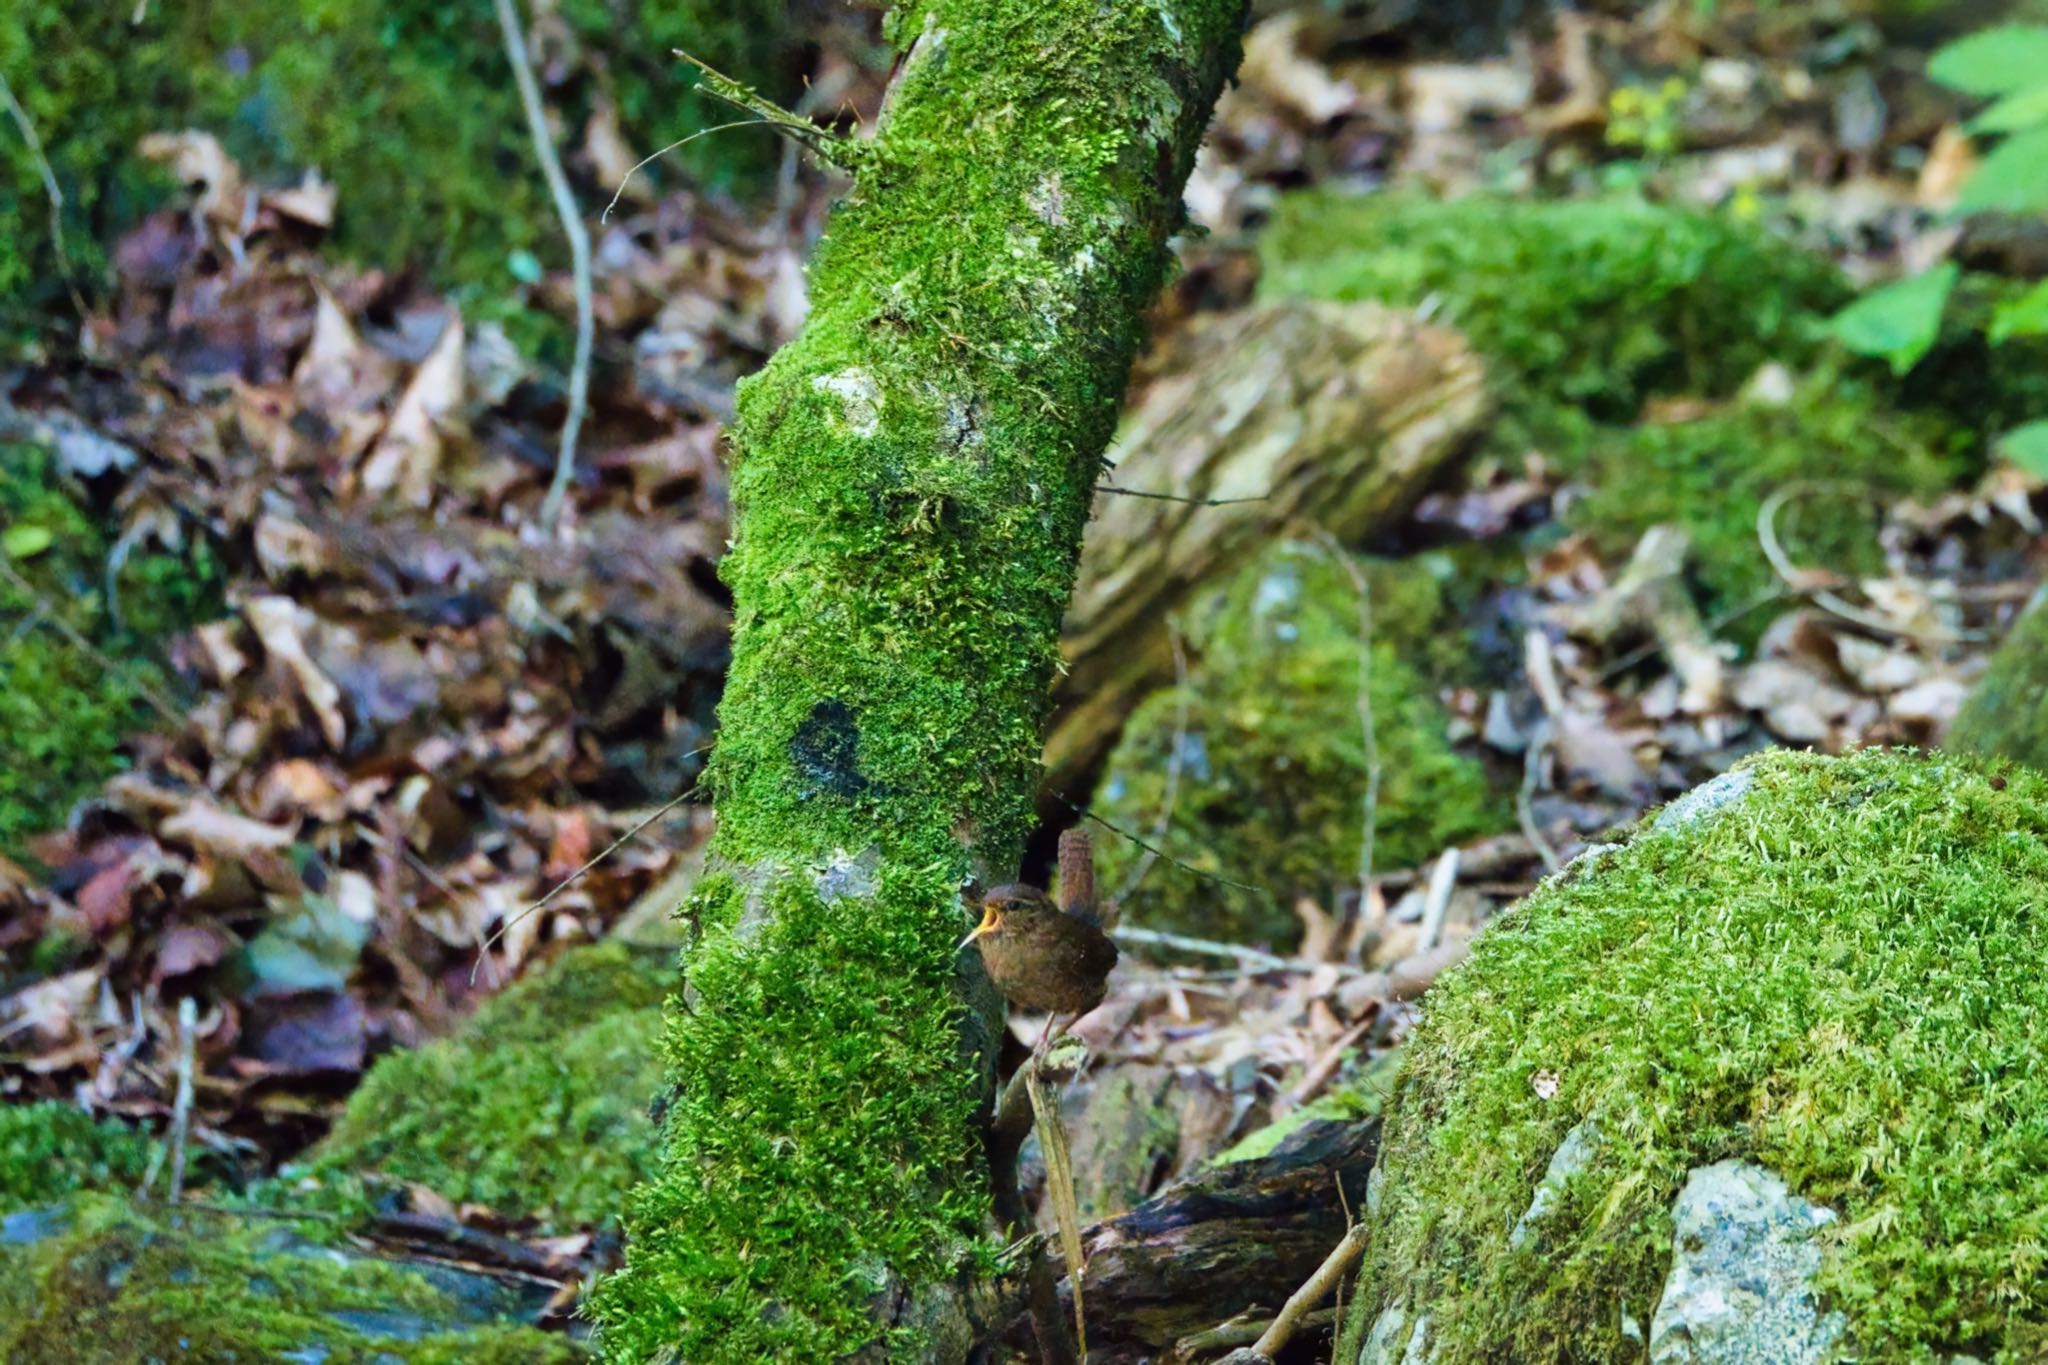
left=1045, top=299, right=1487, bottom=799
left=1006, top=1114, right=1381, bottom=1361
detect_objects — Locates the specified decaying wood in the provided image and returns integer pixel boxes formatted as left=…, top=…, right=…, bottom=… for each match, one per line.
left=1005, top=1114, right=1381, bottom=1361
left=1045, top=299, right=1488, bottom=798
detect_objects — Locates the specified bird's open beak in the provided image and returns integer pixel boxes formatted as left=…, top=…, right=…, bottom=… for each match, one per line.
left=957, top=904, right=1000, bottom=952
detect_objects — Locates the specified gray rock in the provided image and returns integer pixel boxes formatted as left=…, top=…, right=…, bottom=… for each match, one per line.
left=1509, top=1118, right=1600, bottom=1251
left=1648, top=1160, right=1846, bottom=1364
left=1652, top=768, right=1756, bottom=836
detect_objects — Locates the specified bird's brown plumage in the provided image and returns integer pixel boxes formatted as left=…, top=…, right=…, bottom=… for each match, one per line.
left=963, top=883, right=1119, bottom=1015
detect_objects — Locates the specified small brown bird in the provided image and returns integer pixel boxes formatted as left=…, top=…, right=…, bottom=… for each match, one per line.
left=959, top=829, right=1119, bottom=1016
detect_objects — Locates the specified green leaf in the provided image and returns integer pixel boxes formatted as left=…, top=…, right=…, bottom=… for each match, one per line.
left=1958, top=128, right=2048, bottom=215
left=1929, top=26, right=2048, bottom=96
left=1990, top=280, right=2048, bottom=344
left=1827, top=262, right=1958, bottom=376
left=1, top=524, right=54, bottom=560
left=1967, top=84, right=2048, bottom=135
left=1999, top=420, right=2048, bottom=479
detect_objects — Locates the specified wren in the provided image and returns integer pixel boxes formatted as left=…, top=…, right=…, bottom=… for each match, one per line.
left=959, top=827, right=1118, bottom=1015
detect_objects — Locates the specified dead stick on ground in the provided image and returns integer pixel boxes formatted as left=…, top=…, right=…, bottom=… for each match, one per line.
left=492, top=0, right=592, bottom=535
left=1227, top=1222, right=1370, bottom=1363
left=167, top=996, right=197, bottom=1202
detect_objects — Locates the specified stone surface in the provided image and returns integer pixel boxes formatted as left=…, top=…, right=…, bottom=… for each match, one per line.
left=1648, top=1161, right=1846, bottom=1365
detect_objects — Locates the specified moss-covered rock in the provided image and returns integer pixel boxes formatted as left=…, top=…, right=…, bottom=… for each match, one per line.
left=312, top=939, right=670, bottom=1231
left=1257, top=192, right=1993, bottom=627
left=1096, top=541, right=1503, bottom=945
left=0, top=1196, right=582, bottom=1362
left=1949, top=590, right=2048, bottom=772
left=0, top=443, right=219, bottom=854
left=0, top=1104, right=154, bottom=1215
left=0, top=0, right=794, bottom=328
left=1347, top=748, right=2048, bottom=1362
left=1567, top=377, right=1971, bottom=621
left=1258, top=191, right=1849, bottom=433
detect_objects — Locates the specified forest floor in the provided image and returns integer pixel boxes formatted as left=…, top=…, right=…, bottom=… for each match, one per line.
left=1, top=0, right=2045, bottom=1355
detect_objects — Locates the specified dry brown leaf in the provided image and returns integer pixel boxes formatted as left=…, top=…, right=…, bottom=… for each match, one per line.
left=362, top=310, right=466, bottom=506
left=245, top=595, right=348, bottom=749
left=137, top=130, right=246, bottom=228
left=160, top=800, right=297, bottom=860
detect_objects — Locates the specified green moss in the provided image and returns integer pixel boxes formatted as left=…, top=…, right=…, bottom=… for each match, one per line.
left=0, top=0, right=794, bottom=330
left=0, top=1104, right=153, bottom=1214
left=1257, top=192, right=1994, bottom=631
left=312, top=940, right=670, bottom=1231
left=1359, top=748, right=2048, bottom=1361
left=1565, top=376, right=1972, bottom=622
left=0, top=443, right=219, bottom=854
left=1096, top=542, right=1504, bottom=945
left=1216, top=1047, right=1404, bottom=1165
left=586, top=1, right=1246, bottom=1357
left=1950, top=593, right=2048, bottom=771
left=1258, top=191, right=1849, bottom=431
left=0, top=1197, right=583, bottom=1363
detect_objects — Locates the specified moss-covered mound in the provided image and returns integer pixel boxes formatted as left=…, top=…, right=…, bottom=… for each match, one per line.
left=0, top=1103, right=154, bottom=1215
left=1096, top=541, right=1502, bottom=945
left=0, top=0, right=794, bottom=326
left=1, top=444, right=219, bottom=853
left=313, top=939, right=671, bottom=1231
left=0, top=1197, right=581, bottom=1363
left=1258, top=191, right=1849, bottom=431
left=1950, top=593, right=2048, bottom=772
left=1256, top=194, right=1988, bottom=623
left=1352, top=748, right=2048, bottom=1362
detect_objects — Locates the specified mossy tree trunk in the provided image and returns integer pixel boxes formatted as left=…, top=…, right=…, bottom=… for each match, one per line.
left=586, top=2, right=1246, bottom=1360
left=1949, top=588, right=2048, bottom=771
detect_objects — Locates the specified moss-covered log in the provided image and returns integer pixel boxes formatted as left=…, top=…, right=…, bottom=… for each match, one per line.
left=585, top=3, right=1246, bottom=1359
left=1949, top=588, right=2048, bottom=770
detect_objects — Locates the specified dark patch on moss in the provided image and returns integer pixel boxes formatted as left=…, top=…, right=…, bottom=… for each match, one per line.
left=1359, top=748, right=2048, bottom=1360
left=312, top=940, right=670, bottom=1232
left=789, top=698, right=874, bottom=800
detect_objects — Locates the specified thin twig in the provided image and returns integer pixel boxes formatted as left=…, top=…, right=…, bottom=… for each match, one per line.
left=1093, top=483, right=1268, bottom=506
left=1113, top=616, right=1189, bottom=903
left=602, top=119, right=774, bottom=223
left=1416, top=848, right=1459, bottom=955
left=0, top=545, right=185, bottom=728
left=1309, top=527, right=1381, bottom=930
left=0, top=70, right=88, bottom=319
left=673, top=51, right=854, bottom=169
left=1273, top=1009, right=1377, bottom=1121
left=167, top=996, right=197, bottom=1201
left=1756, top=481, right=1985, bottom=645
left=1243, top=1222, right=1370, bottom=1361
left=1111, top=925, right=1369, bottom=978
left=493, top=0, right=592, bottom=535
left=1052, top=794, right=1266, bottom=895
left=471, top=784, right=701, bottom=977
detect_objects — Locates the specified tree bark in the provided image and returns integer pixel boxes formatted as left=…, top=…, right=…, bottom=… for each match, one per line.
left=586, top=3, right=1247, bottom=1361
left=1949, top=586, right=2048, bottom=771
